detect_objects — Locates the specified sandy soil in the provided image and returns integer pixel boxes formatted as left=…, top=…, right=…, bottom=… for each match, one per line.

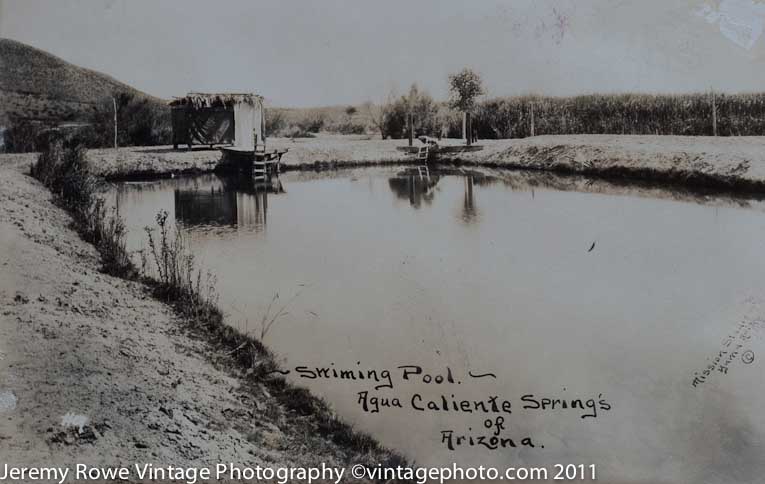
left=0, top=161, right=395, bottom=482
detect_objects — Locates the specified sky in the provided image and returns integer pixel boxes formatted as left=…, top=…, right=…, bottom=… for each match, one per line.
left=2, top=0, right=765, bottom=106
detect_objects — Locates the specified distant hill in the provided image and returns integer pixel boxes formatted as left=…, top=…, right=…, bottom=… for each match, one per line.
left=0, top=38, right=167, bottom=125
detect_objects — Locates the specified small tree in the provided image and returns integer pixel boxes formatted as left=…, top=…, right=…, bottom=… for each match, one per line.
left=363, top=101, right=387, bottom=139
left=408, top=85, right=438, bottom=138
left=265, top=108, right=287, bottom=137
left=89, top=91, right=171, bottom=147
left=375, top=86, right=439, bottom=141
left=448, top=68, right=484, bottom=144
left=3, top=118, right=47, bottom=153
left=406, top=84, right=418, bottom=146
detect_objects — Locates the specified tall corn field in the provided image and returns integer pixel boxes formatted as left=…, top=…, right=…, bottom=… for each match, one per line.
left=472, top=92, right=765, bottom=138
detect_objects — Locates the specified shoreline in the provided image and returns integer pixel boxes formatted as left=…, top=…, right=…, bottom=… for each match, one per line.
left=2, top=134, right=764, bottom=477
left=450, top=134, right=765, bottom=195
left=0, top=159, right=406, bottom=477
left=6, top=134, right=765, bottom=195
left=282, top=134, right=765, bottom=195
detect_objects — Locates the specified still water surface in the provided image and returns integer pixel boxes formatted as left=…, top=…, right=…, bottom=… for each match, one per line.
left=109, top=168, right=765, bottom=483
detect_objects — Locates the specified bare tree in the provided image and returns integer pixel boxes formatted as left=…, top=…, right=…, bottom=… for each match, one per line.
left=363, top=100, right=388, bottom=139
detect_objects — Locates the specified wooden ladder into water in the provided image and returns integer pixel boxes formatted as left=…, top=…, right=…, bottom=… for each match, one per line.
left=253, top=159, right=267, bottom=181
left=417, top=144, right=429, bottom=161
left=416, top=145, right=430, bottom=180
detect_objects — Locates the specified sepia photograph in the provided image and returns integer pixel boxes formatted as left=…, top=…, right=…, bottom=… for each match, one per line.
left=2, top=1, right=765, bottom=483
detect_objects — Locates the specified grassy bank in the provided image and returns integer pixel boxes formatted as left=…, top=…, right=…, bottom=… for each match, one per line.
left=29, top=139, right=408, bottom=472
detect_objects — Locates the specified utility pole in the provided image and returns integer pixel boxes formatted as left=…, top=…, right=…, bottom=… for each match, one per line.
left=466, top=111, right=472, bottom=146
left=711, top=89, right=718, bottom=137
left=408, top=111, right=413, bottom=147
left=112, top=97, right=118, bottom=148
left=530, top=102, right=535, bottom=137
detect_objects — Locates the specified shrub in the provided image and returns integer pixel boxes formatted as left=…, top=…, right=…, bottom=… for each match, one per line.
left=436, top=105, right=463, bottom=138
left=295, top=113, right=325, bottom=133
left=327, top=120, right=366, bottom=135
left=31, top=141, right=95, bottom=210
left=31, top=140, right=135, bottom=278
left=87, top=198, right=133, bottom=276
left=283, top=125, right=316, bottom=139
left=381, top=98, right=408, bottom=139
left=381, top=85, right=440, bottom=139
left=144, top=210, right=220, bottom=325
left=265, top=108, right=287, bottom=136
left=356, top=90, right=765, bottom=140
left=472, top=92, right=765, bottom=138
left=4, top=119, right=48, bottom=153
left=88, top=91, right=171, bottom=147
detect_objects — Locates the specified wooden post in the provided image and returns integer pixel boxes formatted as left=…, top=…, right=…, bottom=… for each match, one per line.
left=530, top=102, right=535, bottom=137
left=408, top=111, right=413, bottom=147
left=112, top=97, right=118, bottom=149
left=262, top=110, right=267, bottom=146
left=466, top=112, right=472, bottom=146
left=711, top=90, right=718, bottom=137
left=462, top=112, right=467, bottom=142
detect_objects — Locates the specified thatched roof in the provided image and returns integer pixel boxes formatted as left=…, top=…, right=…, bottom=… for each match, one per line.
left=169, top=92, right=263, bottom=109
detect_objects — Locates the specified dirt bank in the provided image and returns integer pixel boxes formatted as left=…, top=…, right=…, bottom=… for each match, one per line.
left=449, top=135, right=765, bottom=192
left=272, top=134, right=765, bottom=193
left=0, top=161, right=402, bottom=481
left=7, top=134, right=765, bottom=192
left=0, top=136, right=409, bottom=180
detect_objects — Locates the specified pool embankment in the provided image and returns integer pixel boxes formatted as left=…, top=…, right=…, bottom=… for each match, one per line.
left=0, top=147, right=408, bottom=477
left=6, top=134, right=765, bottom=194
left=446, top=135, right=765, bottom=194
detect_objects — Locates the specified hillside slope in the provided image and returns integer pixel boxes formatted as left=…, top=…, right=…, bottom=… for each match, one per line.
left=0, top=38, right=166, bottom=124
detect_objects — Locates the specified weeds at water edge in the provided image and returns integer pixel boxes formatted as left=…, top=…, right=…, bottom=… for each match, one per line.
left=31, top=139, right=135, bottom=278
left=31, top=141, right=410, bottom=470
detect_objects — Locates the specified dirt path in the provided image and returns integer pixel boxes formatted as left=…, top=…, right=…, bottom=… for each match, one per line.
left=0, top=161, right=394, bottom=482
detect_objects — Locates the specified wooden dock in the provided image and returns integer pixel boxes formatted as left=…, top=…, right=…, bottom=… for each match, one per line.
left=219, top=146, right=289, bottom=177
left=396, top=143, right=483, bottom=164
left=396, top=145, right=483, bottom=155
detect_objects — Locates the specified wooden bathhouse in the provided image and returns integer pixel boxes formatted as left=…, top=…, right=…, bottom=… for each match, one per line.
left=169, top=92, right=264, bottom=150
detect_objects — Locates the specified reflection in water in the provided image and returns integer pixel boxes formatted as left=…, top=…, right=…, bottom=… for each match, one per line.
left=175, top=186, right=236, bottom=226
left=387, top=172, right=497, bottom=221
left=462, top=176, right=477, bottom=224
left=174, top=175, right=284, bottom=230
left=459, top=175, right=498, bottom=224
left=387, top=175, right=440, bottom=208
left=108, top=168, right=765, bottom=483
left=219, top=175, right=285, bottom=195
